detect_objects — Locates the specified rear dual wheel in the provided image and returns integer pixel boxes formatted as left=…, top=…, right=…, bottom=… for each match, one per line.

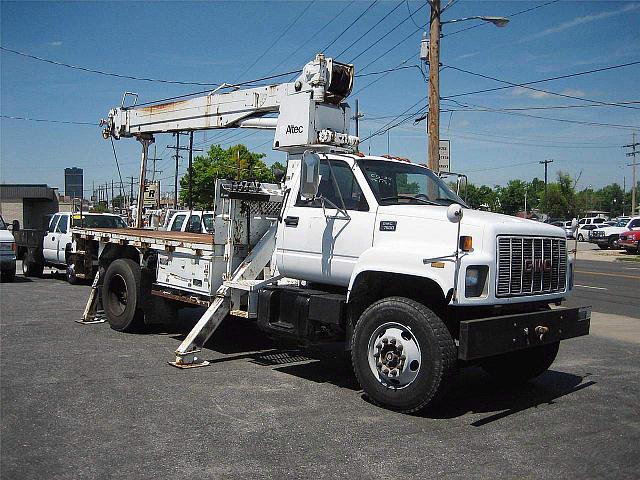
left=351, top=297, right=456, bottom=413
left=102, top=259, right=144, bottom=332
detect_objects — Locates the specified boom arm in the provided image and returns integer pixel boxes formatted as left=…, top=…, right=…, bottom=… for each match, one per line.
left=101, top=54, right=359, bottom=152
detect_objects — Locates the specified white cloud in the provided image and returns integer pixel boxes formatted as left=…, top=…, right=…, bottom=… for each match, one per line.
left=49, top=41, right=63, bottom=47
left=511, top=87, right=551, bottom=99
left=523, top=3, right=640, bottom=41
left=561, top=89, right=586, bottom=97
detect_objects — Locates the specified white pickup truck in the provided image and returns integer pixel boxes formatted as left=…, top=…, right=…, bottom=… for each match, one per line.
left=16, top=212, right=127, bottom=283
left=589, top=216, right=640, bottom=249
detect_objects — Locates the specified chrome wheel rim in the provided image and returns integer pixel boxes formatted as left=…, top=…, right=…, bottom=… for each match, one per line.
left=367, top=322, right=422, bottom=390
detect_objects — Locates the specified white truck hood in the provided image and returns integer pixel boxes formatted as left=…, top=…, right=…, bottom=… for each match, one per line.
left=0, top=230, right=15, bottom=242
left=377, top=205, right=565, bottom=236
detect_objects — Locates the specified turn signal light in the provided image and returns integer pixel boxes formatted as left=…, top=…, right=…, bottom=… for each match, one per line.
left=459, top=236, right=473, bottom=252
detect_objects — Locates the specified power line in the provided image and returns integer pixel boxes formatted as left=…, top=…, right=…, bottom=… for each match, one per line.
left=1, top=114, right=96, bottom=125
left=349, top=3, right=427, bottom=64
left=234, top=1, right=315, bottom=81
left=322, top=1, right=379, bottom=53
left=443, top=99, right=639, bottom=130
left=442, top=61, right=640, bottom=109
left=0, top=46, right=221, bottom=86
left=263, top=1, right=355, bottom=76
left=441, top=101, right=640, bottom=112
left=336, top=1, right=405, bottom=58
left=443, top=0, right=561, bottom=38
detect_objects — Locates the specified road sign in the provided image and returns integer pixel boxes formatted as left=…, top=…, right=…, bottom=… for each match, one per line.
left=439, top=140, right=450, bottom=172
left=143, top=181, right=160, bottom=208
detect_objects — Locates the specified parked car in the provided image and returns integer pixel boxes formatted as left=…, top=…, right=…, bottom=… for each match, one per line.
left=551, top=220, right=576, bottom=239
left=166, top=210, right=215, bottom=234
left=0, top=215, right=17, bottom=282
left=576, top=223, right=605, bottom=241
left=589, top=217, right=640, bottom=249
left=15, top=212, right=127, bottom=283
left=619, top=229, right=640, bottom=253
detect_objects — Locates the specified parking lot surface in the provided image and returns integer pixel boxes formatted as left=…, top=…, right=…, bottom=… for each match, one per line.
left=1, top=264, right=639, bottom=479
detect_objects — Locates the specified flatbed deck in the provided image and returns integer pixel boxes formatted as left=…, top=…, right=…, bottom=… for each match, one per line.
left=72, top=228, right=217, bottom=252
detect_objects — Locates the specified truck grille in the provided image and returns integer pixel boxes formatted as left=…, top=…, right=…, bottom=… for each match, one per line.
left=497, top=236, right=567, bottom=297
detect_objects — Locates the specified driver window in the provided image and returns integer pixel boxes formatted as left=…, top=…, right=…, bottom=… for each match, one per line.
left=171, top=214, right=186, bottom=231
left=49, top=215, right=60, bottom=232
left=296, top=159, right=368, bottom=211
left=55, top=215, right=68, bottom=233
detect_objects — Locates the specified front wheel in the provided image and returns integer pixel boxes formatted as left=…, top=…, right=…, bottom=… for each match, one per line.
left=102, top=259, right=144, bottom=332
left=1, top=268, right=16, bottom=283
left=577, top=233, right=584, bottom=242
left=351, top=297, right=456, bottom=413
left=481, top=342, right=559, bottom=384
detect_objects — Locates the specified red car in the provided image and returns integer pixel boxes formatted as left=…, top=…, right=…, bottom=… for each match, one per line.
left=619, top=229, right=640, bottom=253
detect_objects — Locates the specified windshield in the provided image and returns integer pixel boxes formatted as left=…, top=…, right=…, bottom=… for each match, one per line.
left=358, top=160, right=467, bottom=207
left=0, top=216, right=6, bottom=230
left=72, top=214, right=127, bottom=228
left=616, top=220, right=628, bottom=227
left=202, top=214, right=214, bottom=233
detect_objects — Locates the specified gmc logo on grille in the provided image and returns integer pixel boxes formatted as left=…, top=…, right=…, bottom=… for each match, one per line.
left=524, top=258, right=552, bottom=273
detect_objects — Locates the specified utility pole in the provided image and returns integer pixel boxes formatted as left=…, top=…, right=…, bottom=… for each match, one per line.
left=427, top=0, right=441, bottom=172
left=111, top=179, right=114, bottom=210
left=168, top=132, right=189, bottom=209
left=623, top=132, right=639, bottom=216
left=186, top=132, right=203, bottom=211
left=540, top=159, right=554, bottom=216
left=148, top=145, right=163, bottom=182
left=352, top=99, right=364, bottom=152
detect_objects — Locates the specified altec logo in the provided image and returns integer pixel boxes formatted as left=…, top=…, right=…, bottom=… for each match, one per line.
left=524, top=258, right=552, bottom=273
left=286, top=125, right=303, bottom=134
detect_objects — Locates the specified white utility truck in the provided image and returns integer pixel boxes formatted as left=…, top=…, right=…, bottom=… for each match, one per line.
left=73, top=54, right=590, bottom=412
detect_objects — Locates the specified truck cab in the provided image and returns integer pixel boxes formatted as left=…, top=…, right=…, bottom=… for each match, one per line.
left=276, top=153, right=571, bottom=307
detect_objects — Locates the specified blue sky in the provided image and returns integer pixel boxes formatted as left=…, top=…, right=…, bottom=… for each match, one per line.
left=1, top=0, right=639, bottom=197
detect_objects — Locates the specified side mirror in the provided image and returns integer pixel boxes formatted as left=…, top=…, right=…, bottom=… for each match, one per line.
left=300, top=150, right=320, bottom=200
left=446, top=203, right=463, bottom=223
left=10, top=220, right=20, bottom=231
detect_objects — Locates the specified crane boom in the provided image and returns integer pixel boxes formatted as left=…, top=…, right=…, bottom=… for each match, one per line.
left=101, top=54, right=358, bottom=153
left=100, top=54, right=359, bottom=227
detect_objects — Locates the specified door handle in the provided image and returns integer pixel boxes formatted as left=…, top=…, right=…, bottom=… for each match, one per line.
left=284, top=216, right=299, bottom=227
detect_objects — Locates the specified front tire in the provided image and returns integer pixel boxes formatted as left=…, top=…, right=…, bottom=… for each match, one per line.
left=481, top=342, right=559, bottom=385
left=351, top=297, right=456, bottom=413
left=102, top=259, right=144, bottom=332
left=577, top=233, right=584, bottom=242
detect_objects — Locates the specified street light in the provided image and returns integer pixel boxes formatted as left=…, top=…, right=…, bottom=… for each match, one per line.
left=442, top=16, right=510, bottom=27
left=424, top=0, right=509, bottom=173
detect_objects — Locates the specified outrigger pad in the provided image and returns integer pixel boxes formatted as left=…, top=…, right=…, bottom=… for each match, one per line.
left=167, top=360, right=210, bottom=369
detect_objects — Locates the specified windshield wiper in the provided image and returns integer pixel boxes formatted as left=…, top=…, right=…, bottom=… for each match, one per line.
left=381, top=195, right=439, bottom=206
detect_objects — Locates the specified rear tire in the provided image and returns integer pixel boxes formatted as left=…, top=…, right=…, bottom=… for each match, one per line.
left=597, top=244, right=608, bottom=250
left=351, top=297, right=456, bottom=413
left=22, top=252, right=44, bottom=277
left=102, top=259, right=145, bottom=332
left=481, top=342, right=560, bottom=385
left=66, top=254, right=80, bottom=285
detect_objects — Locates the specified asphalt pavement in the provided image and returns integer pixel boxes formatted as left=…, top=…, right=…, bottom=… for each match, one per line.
left=1, top=263, right=639, bottom=479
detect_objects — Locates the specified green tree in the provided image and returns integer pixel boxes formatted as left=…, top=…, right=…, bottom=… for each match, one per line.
left=179, top=144, right=275, bottom=208
left=496, top=180, right=528, bottom=215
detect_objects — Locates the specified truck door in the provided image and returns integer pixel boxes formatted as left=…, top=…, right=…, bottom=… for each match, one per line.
left=43, top=214, right=60, bottom=263
left=278, top=158, right=376, bottom=286
left=54, top=214, right=70, bottom=263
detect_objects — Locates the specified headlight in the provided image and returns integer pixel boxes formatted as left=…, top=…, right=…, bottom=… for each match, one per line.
left=465, top=265, right=489, bottom=298
left=0, top=242, right=15, bottom=251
